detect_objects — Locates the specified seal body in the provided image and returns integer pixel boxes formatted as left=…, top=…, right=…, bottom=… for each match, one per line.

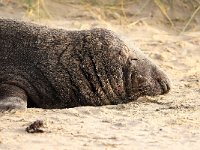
left=0, top=18, right=170, bottom=111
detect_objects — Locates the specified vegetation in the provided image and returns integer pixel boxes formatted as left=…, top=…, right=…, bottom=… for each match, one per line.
left=2, top=0, right=200, bottom=31
left=22, top=0, right=51, bottom=18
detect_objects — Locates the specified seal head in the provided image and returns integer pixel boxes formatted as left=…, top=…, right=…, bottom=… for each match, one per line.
left=124, top=49, right=170, bottom=101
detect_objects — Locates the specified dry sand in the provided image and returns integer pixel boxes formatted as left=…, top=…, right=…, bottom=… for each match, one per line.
left=0, top=1, right=200, bottom=150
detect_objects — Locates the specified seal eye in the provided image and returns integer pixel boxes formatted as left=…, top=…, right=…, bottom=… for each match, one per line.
left=130, top=58, right=138, bottom=62
left=131, top=58, right=138, bottom=61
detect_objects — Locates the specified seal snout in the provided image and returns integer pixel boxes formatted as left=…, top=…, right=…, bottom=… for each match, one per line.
left=154, top=67, right=171, bottom=95
left=157, top=78, right=171, bottom=94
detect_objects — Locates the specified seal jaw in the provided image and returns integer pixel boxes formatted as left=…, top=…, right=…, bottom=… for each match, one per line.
left=145, top=69, right=171, bottom=97
left=157, top=78, right=171, bottom=95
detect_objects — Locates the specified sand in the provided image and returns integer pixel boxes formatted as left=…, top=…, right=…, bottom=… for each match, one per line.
left=0, top=1, right=200, bottom=150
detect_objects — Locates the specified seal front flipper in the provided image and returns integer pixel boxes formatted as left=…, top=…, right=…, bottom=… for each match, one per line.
left=0, top=84, right=27, bottom=112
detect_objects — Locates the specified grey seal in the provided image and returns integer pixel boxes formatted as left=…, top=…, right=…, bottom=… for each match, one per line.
left=0, top=18, right=170, bottom=111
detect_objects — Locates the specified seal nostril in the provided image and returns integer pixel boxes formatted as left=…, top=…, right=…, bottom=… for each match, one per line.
left=166, top=81, right=171, bottom=93
left=160, top=82, right=167, bottom=94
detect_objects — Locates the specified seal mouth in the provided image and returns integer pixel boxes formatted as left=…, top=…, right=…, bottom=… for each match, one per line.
left=157, top=79, right=171, bottom=95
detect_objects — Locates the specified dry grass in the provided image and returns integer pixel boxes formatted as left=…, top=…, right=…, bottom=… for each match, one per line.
left=22, top=0, right=51, bottom=19
left=1, top=0, right=200, bottom=32
left=81, top=0, right=200, bottom=32
left=153, top=0, right=174, bottom=27
left=79, top=0, right=128, bottom=24
left=182, top=4, right=200, bottom=32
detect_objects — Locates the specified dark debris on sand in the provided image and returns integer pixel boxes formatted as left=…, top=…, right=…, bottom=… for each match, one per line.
left=26, top=120, right=44, bottom=133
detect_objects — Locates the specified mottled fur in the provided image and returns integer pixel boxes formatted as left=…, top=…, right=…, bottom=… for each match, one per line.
left=0, top=18, right=170, bottom=111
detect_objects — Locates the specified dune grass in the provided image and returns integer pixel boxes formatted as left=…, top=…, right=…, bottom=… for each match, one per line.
left=80, top=0, right=200, bottom=31
left=23, top=0, right=51, bottom=19
left=182, top=4, right=200, bottom=32
left=2, top=0, right=200, bottom=32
